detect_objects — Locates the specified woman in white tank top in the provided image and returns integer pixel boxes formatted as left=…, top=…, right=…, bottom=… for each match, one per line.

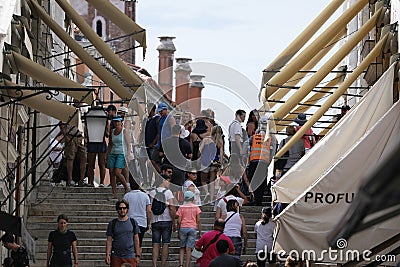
left=223, top=199, right=248, bottom=260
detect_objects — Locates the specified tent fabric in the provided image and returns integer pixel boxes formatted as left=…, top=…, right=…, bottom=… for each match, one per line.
left=274, top=99, right=400, bottom=264
left=2, top=80, right=79, bottom=126
left=272, top=63, right=395, bottom=204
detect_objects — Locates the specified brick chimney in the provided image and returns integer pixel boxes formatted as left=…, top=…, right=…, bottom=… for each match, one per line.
left=189, top=74, right=205, bottom=117
left=157, top=36, right=176, bottom=100
left=175, top=58, right=192, bottom=110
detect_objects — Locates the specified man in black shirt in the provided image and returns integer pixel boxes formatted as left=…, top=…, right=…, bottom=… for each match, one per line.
left=161, top=124, right=192, bottom=186
left=209, top=239, right=241, bottom=267
left=1, top=233, right=29, bottom=267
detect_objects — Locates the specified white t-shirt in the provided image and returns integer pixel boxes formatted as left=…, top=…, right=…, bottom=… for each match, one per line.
left=123, top=190, right=151, bottom=227
left=49, top=138, right=63, bottom=164
left=223, top=211, right=242, bottom=237
left=149, top=187, right=174, bottom=223
left=216, top=195, right=244, bottom=216
left=254, top=220, right=276, bottom=253
left=183, top=180, right=201, bottom=205
left=213, top=189, right=226, bottom=211
left=228, top=120, right=243, bottom=142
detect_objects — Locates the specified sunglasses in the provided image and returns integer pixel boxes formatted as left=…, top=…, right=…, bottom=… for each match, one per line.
left=188, top=172, right=197, bottom=175
left=117, top=207, right=127, bottom=210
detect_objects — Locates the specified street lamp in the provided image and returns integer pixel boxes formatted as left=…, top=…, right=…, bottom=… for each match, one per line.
left=84, top=106, right=108, bottom=144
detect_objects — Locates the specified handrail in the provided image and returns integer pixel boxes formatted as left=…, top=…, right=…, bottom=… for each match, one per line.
left=0, top=91, right=92, bottom=212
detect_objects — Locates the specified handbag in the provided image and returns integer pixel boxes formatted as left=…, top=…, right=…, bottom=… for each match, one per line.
left=191, top=248, right=203, bottom=259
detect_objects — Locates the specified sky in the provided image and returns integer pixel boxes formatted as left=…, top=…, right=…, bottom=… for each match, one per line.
left=135, top=0, right=341, bottom=128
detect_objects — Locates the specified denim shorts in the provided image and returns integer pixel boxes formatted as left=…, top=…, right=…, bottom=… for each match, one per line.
left=107, top=154, right=126, bottom=169
left=179, top=228, right=196, bottom=248
left=152, top=221, right=173, bottom=244
left=229, top=236, right=243, bottom=257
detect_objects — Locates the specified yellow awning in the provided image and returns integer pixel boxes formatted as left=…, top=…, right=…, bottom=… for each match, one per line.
left=28, top=0, right=133, bottom=101
left=6, top=51, right=93, bottom=105
left=264, top=0, right=369, bottom=100
left=55, top=0, right=143, bottom=91
left=267, top=28, right=346, bottom=109
left=275, top=66, right=347, bottom=132
left=275, top=32, right=391, bottom=159
left=261, top=0, right=345, bottom=96
left=271, top=7, right=384, bottom=122
left=85, top=0, right=147, bottom=58
left=1, top=79, right=79, bottom=126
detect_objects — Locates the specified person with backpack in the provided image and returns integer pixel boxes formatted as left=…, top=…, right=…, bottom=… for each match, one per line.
left=149, top=174, right=176, bottom=267
left=276, top=126, right=305, bottom=178
left=105, top=200, right=141, bottom=267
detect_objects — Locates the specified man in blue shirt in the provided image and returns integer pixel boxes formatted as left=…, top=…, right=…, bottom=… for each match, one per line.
left=105, top=200, right=141, bottom=267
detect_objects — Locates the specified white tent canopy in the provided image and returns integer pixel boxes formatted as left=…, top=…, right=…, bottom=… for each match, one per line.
left=271, top=64, right=395, bottom=204
left=274, top=97, right=400, bottom=264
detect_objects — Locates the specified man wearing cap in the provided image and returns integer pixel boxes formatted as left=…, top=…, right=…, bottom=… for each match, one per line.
left=294, top=113, right=316, bottom=153
left=156, top=102, right=176, bottom=152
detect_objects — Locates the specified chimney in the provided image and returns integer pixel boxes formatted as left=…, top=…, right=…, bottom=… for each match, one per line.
left=175, top=58, right=192, bottom=110
left=157, top=36, right=176, bottom=100
left=189, top=74, right=205, bottom=117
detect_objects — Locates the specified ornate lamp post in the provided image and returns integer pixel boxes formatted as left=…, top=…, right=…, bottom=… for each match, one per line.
left=84, top=106, right=108, bottom=144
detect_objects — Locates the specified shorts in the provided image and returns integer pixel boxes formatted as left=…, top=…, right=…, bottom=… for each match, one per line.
left=151, top=221, right=173, bottom=244
left=179, top=228, right=196, bottom=248
left=107, top=154, right=126, bottom=169
left=87, top=142, right=107, bottom=153
left=64, top=136, right=86, bottom=160
left=229, top=236, right=243, bottom=257
left=111, top=255, right=136, bottom=267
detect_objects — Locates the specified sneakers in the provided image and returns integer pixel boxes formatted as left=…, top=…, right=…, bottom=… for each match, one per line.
left=99, top=184, right=105, bottom=187
left=66, top=181, right=75, bottom=187
left=75, top=181, right=85, bottom=187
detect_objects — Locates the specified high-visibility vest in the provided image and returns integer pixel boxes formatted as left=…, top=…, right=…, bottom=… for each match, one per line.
left=249, top=133, right=271, bottom=163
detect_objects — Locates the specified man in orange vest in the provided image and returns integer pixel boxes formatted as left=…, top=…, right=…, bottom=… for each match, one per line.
left=246, top=115, right=275, bottom=206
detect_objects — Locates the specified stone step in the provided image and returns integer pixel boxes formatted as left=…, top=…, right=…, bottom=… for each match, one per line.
left=31, top=254, right=259, bottom=267
left=27, top=214, right=260, bottom=224
left=34, top=244, right=258, bottom=255
left=28, top=221, right=256, bottom=230
left=32, top=251, right=255, bottom=267
left=34, top=238, right=257, bottom=247
left=28, top=229, right=258, bottom=240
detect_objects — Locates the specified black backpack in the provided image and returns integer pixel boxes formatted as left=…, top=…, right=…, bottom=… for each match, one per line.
left=151, top=188, right=168, bottom=215
left=111, top=218, right=136, bottom=238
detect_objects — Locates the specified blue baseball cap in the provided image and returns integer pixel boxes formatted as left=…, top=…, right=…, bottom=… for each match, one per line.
left=157, top=102, right=168, bottom=113
left=184, top=190, right=195, bottom=200
left=112, top=116, right=123, bottom=122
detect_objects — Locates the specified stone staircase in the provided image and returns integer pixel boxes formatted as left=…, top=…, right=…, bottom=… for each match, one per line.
left=27, top=184, right=270, bottom=267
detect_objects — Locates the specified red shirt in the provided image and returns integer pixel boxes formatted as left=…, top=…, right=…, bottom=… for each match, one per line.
left=195, top=230, right=235, bottom=267
left=295, top=126, right=314, bottom=149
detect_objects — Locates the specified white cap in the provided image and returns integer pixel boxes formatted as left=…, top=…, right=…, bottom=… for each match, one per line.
left=259, top=115, right=269, bottom=124
left=118, top=106, right=129, bottom=113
